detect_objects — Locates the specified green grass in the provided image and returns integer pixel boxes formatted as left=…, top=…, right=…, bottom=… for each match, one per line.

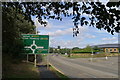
left=2, top=54, right=40, bottom=79
left=49, top=65, right=70, bottom=80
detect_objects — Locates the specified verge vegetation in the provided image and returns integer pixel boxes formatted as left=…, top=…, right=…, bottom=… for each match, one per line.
left=63, top=53, right=120, bottom=58
left=2, top=54, right=40, bottom=79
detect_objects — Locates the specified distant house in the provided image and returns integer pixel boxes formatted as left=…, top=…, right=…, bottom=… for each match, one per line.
left=91, top=44, right=120, bottom=53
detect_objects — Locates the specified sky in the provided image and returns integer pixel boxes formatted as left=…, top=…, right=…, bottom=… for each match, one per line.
left=31, top=2, right=118, bottom=49
left=32, top=16, right=118, bottom=49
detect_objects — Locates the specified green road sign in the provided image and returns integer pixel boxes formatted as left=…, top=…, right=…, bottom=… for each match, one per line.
left=22, top=34, right=49, bottom=54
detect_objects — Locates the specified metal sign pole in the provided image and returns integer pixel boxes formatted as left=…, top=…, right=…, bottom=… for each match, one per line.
left=34, top=54, right=37, bottom=67
left=27, top=54, right=28, bottom=62
left=47, top=48, right=50, bottom=70
left=47, top=54, right=48, bottom=69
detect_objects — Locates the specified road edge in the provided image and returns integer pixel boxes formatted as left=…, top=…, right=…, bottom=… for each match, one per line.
left=49, top=62, right=65, bottom=76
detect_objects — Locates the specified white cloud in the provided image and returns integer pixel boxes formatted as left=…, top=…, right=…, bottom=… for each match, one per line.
left=47, top=28, right=72, bottom=37
left=47, top=25, right=88, bottom=37
left=102, top=37, right=117, bottom=41
left=85, top=34, right=96, bottom=39
left=49, top=30, right=96, bottom=48
left=100, top=41, right=118, bottom=45
left=100, top=37, right=118, bottom=45
left=48, top=25, right=97, bottom=48
left=50, top=39, right=84, bottom=48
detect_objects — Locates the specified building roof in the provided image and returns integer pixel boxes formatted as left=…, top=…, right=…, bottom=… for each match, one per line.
left=91, top=44, right=120, bottom=48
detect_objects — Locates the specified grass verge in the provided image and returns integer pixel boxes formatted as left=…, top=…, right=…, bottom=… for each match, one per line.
left=2, top=55, right=40, bottom=79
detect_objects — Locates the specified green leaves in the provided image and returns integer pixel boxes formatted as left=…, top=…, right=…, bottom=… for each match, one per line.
left=2, top=2, right=120, bottom=36
left=106, top=2, right=119, bottom=7
left=2, top=6, right=36, bottom=56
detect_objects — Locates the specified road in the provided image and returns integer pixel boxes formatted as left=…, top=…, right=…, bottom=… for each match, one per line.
left=48, top=55, right=118, bottom=78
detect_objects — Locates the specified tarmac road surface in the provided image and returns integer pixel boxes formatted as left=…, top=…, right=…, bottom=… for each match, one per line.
left=48, top=55, right=118, bottom=78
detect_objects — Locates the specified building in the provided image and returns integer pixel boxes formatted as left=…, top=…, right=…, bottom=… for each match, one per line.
left=91, top=44, right=120, bottom=53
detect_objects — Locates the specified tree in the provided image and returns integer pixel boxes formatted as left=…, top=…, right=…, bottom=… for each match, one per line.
left=59, top=49, right=66, bottom=54
left=84, top=45, right=92, bottom=52
left=72, top=47, right=79, bottom=50
left=2, top=2, right=120, bottom=36
left=93, top=46, right=100, bottom=52
left=58, top=46, right=61, bottom=49
left=2, top=6, right=36, bottom=58
left=49, top=47, right=53, bottom=53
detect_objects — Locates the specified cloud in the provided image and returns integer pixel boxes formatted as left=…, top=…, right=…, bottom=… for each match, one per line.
left=50, top=39, right=84, bottom=48
left=102, top=37, right=117, bottom=41
left=48, top=25, right=97, bottom=48
left=47, top=28, right=72, bottom=37
left=100, top=37, right=118, bottom=45
left=47, top=25, right=88, bottom=37
left=85, top=34, right=96, bottom=39
left=50, top=39, right=71, bottom=48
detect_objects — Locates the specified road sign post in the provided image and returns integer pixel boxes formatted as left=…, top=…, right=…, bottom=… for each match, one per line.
left=47, top=54, right=49, bottom=69
left=27, top=54, right=28, bottom=62
left=34, top=54, right=37, bottom=67
left=47, top=47, right=50, bottom=70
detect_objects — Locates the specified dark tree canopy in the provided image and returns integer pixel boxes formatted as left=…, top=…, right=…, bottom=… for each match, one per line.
left=2, top=5, right=36, bottom=57
left=2, top=1, right=120, bottom=37
left=72, top=47, right=79, bottom=50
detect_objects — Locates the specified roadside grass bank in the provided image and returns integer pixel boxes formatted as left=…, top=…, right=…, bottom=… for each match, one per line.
left=62, top=53, right=120, bottom=58
left=49, top=65, right=70, bottom=80
left=2, top=54, right=40, bottom=79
